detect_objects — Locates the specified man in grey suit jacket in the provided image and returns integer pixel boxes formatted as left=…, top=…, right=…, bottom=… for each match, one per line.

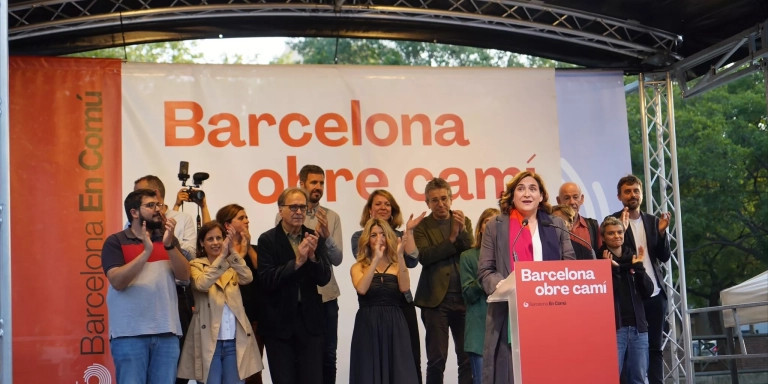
left=414, top=178, right=473, bottom=384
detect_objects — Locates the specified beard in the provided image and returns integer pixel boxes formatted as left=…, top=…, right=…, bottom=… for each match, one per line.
left=141, top=215, right=164, bottom=230
left=309, top=189, right=323, bottom=204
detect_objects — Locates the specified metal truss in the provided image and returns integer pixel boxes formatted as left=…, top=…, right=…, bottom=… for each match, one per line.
left=672, top=20, right=768, bottom=98
left=8, top=0, right=681, bottom=62
left=638, top=72, right=693, bottom=384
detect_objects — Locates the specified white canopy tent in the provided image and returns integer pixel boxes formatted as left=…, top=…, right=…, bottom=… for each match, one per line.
left=720, top=271, right=768, bottom=328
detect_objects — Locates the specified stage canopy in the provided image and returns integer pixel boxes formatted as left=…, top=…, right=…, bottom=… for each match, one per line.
left=7, top=0, right=768, bottom=77
left=720, top=271, right=768, bottom=328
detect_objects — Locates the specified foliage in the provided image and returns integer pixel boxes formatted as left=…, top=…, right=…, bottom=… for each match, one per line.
left=67, top=41, right=205, bottom=63
left=626, top=74, right=767, bottom=316
left=277, top=37, right=577, bottom=68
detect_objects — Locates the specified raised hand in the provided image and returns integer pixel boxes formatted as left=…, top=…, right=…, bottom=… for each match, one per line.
left=237, top=231, right=250, bottom=254
left=220, top=226, right=236, bottom=258
left=406, top=212, right=427, bottom=231
left=299, top=232, right=320, bottom=263
left=175, top=188, right=189, bottom=209
left=621, top=207, right=630, bottom=230
left=139, top=221, right=153, bottom=254
left=452, top=210, right=466, bottom=231
left=632, top=246, right=645, bottom=264
left=449, top=209, right=465, bottom=242
left=162, top=217, right=177, bottom=249
left=602, top=249, right=619, bottom=267
left=315, top=207, right=330, bottom=238
left=658, top=212, right=671, bottom=234
left=241, top=226, right=252, bottom=245
left=373, top=240, right=386, bottom=263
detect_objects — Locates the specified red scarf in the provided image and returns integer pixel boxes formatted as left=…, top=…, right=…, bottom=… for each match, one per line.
left=508, top=209, right=533, bottom=271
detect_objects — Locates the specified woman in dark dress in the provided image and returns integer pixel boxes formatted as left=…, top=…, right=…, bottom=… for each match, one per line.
left=349, top=218, right=418, bottom=384
left=350, top=189, right=425, bottom=382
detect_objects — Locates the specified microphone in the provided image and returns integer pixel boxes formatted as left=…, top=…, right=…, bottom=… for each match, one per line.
left=545, top=223, right=596, bottom=259
left=511, top=219, right=529, bottom=263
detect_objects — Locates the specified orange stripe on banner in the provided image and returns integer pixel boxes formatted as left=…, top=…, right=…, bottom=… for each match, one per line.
left=9, top=56, right=122, bottom=383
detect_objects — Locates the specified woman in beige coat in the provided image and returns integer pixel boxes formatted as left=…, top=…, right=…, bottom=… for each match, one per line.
left=178, top=220, right=263, bottom=384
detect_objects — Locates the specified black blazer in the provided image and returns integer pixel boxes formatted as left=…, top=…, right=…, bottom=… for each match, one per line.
left=611, top=210, right=672, bottom=298
left=256, top=223, right=331, bottom=339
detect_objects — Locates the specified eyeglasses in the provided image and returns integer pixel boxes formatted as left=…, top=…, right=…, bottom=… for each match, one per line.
left=428, top=196, right=451, bottom=205
left=281, top=204, right=308, bottom=213
left=141, top=202, right=163, bottom=210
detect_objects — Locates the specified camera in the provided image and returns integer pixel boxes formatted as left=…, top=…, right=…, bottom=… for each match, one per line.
left=178, top=161, right=209, bottom=205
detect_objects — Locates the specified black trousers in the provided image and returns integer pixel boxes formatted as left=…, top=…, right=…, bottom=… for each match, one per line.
left=263, top=312, right=324, bottom=384
left=644, top=293, right=667, bottom=384
left=175, top=284, right=194, bottom=384
left=421, top=293, right=472, bottom=384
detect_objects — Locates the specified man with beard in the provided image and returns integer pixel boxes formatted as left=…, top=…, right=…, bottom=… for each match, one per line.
left=259, top=187, right=331, bottom=384
left=133, top=175, right=197, bottom=260
left=133, top=175, right=197, bottom=384
left=274, top=164, right=343, bottom=384
left=556, top=182, right=601, bottom=258
left=101, top=188, right=191, bottom=383
left=611, top=175, right=671, bottom=384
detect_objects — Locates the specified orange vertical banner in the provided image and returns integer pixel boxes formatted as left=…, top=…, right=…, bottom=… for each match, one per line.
left=10, top=56, right=122, bottom=383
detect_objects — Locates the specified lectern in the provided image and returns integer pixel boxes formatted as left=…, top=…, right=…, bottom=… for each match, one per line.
left=487, top=259, right=619, bottom=383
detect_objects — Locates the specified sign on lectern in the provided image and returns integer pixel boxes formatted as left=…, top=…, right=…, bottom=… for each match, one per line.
left=488, top=259, right=618, bottom=383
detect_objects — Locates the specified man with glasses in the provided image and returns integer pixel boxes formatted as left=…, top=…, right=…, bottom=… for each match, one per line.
left=134, top=175, right=197, bottom=260
left=551, top=204, right=595, bottom=260
left=275, top=164, right=343, bottom=384
left=556, top=182, right=601, bottom=255
left=133, top=175, right=198, bottom=384
left=101, top=188, right=191, bottom=383
left=414, top=177, right=473, bottom=384
left=259, top=187, right=331, bottom=384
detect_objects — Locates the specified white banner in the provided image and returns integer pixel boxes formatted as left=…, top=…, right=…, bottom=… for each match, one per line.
left=121, top=63, right=627, bottom=382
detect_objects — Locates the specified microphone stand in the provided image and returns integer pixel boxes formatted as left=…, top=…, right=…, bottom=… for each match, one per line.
left=545, top=223, right=596, bottom=259
left=511, top=219, right=529, bottom=263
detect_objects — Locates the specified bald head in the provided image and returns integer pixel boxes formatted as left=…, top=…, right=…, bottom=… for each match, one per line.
left=557, top=182, right=584, bottom=217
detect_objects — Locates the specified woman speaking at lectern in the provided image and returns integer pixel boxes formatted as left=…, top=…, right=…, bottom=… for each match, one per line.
left=477, top=171, right=574, bottom=384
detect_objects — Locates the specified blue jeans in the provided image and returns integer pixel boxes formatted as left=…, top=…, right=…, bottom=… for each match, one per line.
left=111, top=334, right=180, bottom=384
left=207, top=339, right=244, bottom=384
left=467, top=352, right=482, bottom=384
left=616, top=326, right=649, bottom=384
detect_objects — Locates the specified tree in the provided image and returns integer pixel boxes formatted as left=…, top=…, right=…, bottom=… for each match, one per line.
left=67, top=41, right=204, bottom=63
left=626, top=74, right=767, bottom=334
left=276, top=37, right=576, bottom=68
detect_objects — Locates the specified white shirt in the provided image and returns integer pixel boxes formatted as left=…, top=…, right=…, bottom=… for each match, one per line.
left=217, top=303, right=237, bottom=340
left=532, top=225, right=543, bottom=262
left=629, top=216, right=661, bottom=296
left=166, top=209, right=197, bottom=261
